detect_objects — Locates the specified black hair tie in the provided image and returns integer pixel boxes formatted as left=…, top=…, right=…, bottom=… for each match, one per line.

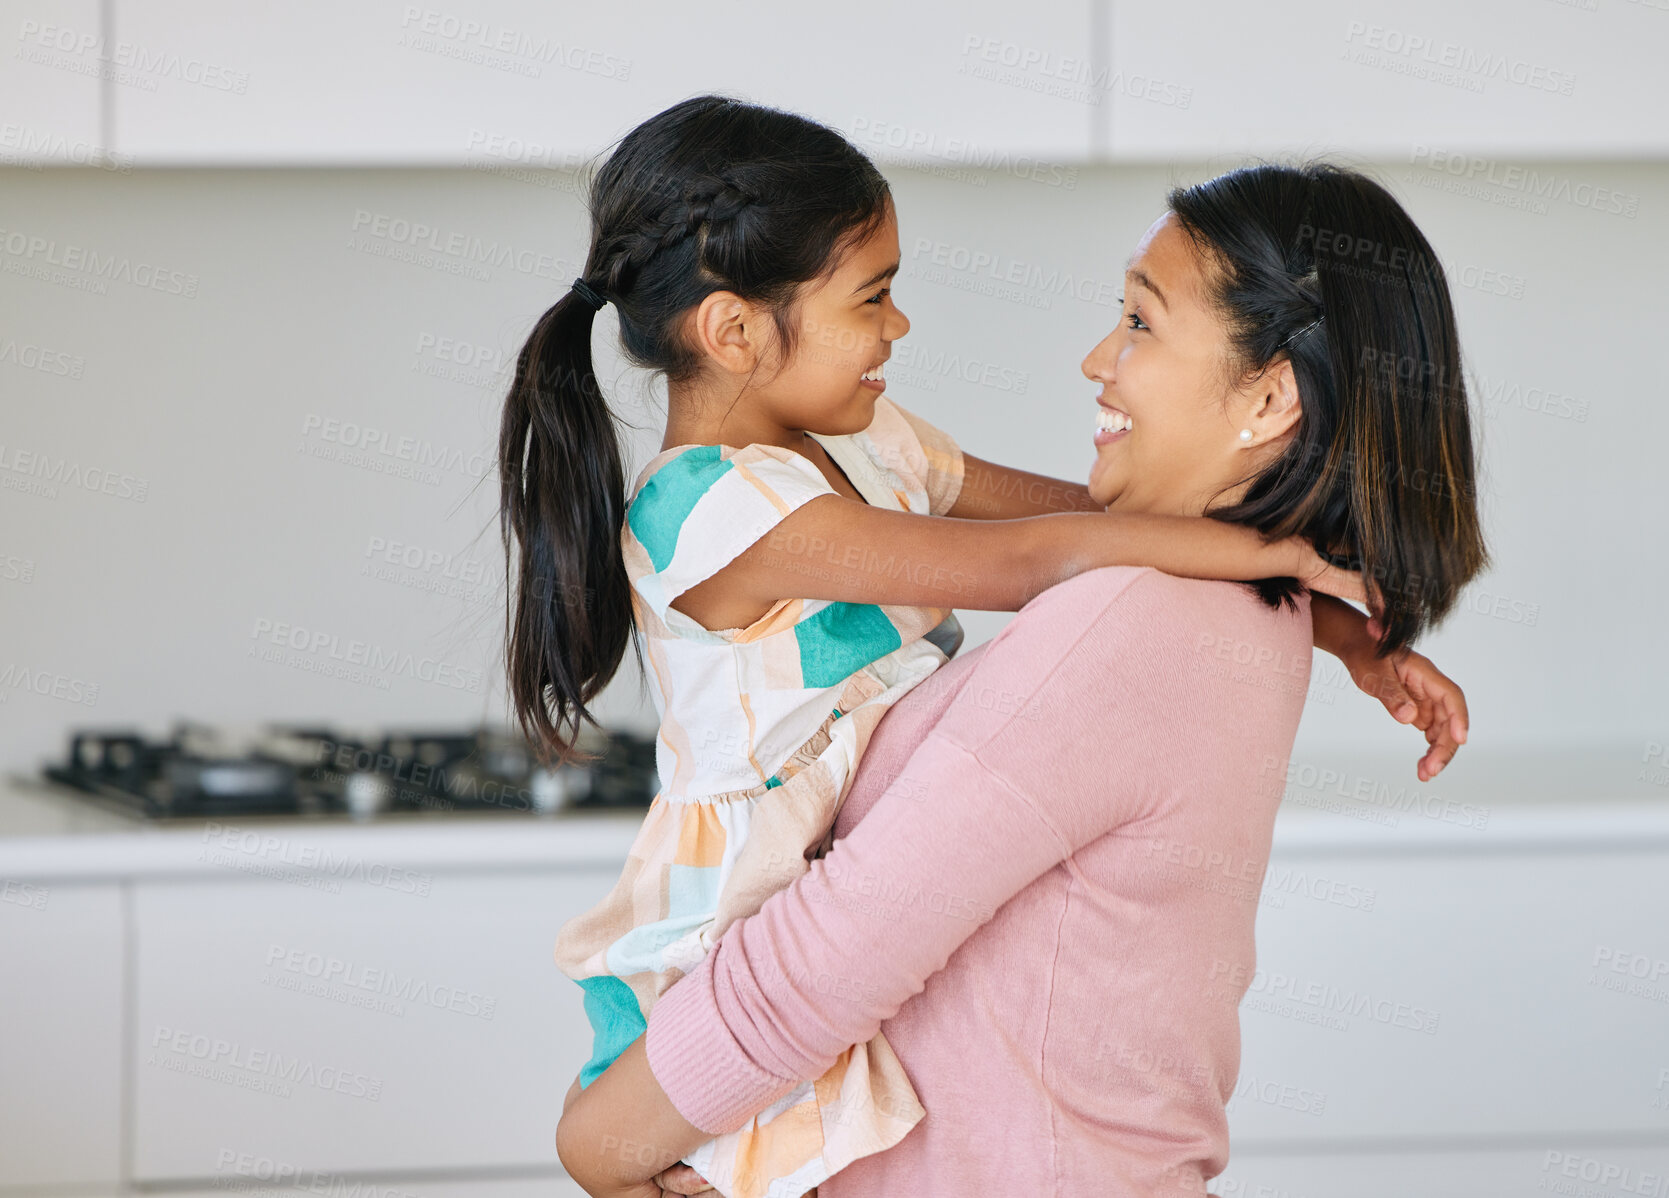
left=570, top=277, right=606, bottom=311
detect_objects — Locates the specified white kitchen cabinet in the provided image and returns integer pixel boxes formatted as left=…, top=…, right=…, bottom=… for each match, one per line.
left=1229, top=845, right=1669, bottom=1144
left=109, top=0, right=1095, bottom=165
left=0, top=0, right=107, bottom=165
left=13, top=0, right=1669, bottom=169
left=7, top=783, right=1667, bottom=1193
left=1101, top=0, right=1669, bottom=160
left=130, top=867, right=618, bottom=1181
left=0, top=880, right=124, bottom=1189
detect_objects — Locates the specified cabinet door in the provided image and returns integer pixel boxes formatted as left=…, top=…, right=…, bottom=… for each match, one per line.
left=0, top=880, right=124, bottom=1188
left=132, top=867, right=619, bottom=1180
left=110, top=0, right=1096, bottom=164
left=0, top=0, right=107, bottom=165
left=1101, top=0, right=1669, bottom=159
left=1227, top=847, right=1669, bottom=1143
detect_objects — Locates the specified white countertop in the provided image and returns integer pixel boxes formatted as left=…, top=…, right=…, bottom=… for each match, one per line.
left=3, top=745, right=1666, bottom=882
left=1264, top=744, right=1669, bottom=854
left=0, top=775, right=644, bottom=881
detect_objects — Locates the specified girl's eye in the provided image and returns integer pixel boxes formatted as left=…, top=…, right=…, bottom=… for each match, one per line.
left=1114, top=295, right=1147, bottom=332
left=865, top=288, right=890, bottom=305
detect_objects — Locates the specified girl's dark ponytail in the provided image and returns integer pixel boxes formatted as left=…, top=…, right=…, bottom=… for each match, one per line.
left=498, top=284, right=636, bottom=765
left=498, top=95, right=891, bottom=763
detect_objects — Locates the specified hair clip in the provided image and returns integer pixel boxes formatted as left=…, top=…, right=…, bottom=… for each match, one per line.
left=1282, top=315, right=1323, bottom=347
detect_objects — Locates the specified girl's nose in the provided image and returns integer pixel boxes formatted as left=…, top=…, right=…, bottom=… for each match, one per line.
left=885, top=301, right=910, bottom=342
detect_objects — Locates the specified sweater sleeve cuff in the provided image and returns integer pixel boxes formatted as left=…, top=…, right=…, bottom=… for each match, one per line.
left=644, top=953, right=801, bottom=1137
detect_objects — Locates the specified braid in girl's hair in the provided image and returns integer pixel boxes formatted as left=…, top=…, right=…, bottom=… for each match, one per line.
left=498, top=95, right=891, bottom=763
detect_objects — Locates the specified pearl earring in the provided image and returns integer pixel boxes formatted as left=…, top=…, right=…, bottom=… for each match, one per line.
left=1238, top=429, right=1253, bottom=443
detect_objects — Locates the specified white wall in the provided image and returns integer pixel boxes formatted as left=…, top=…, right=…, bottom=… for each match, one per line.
left=1, top=157, right=1663, bottom=794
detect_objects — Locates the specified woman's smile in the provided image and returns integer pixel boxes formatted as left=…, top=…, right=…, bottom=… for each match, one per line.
left=1093, top=398, right=1133, bottom=446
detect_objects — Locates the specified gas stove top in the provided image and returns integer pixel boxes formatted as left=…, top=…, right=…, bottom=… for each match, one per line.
left=41, top=721, right=658, bottom=821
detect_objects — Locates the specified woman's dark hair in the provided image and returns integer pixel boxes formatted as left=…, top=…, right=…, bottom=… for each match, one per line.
left=1167, top=162, right=1489, bottom=655
left=498, top=95, right=892, bottom=763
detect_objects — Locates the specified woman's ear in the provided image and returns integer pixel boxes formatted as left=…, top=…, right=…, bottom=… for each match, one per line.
left=1243, top=356, right=1304, bottom=443
left=687, top=290, right=763, bottom=375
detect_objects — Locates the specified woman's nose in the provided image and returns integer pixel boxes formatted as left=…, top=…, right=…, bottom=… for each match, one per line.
left=885, top=301, right=910, bottom=342
left=1082, top=330, right=1119, bottom=381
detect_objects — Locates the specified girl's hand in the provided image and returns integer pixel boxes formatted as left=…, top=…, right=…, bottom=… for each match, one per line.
left=1286, top=537, right=1368, bottom=605
left=1347, top=619, right=1470, bottom=782
left=652, top=1164, right=716, bottom=1194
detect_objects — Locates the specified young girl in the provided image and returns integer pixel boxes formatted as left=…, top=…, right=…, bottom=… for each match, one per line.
left=501, top=97, right=1378, bottom=1198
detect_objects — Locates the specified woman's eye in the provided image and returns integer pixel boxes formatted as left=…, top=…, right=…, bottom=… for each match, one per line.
left=1114, top=293, right=1147, bottom=332
left=866, top=288, right=890, bottom=305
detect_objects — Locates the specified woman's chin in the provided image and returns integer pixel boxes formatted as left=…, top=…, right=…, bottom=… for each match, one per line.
left=1086, top=461, right=1121, bottom=508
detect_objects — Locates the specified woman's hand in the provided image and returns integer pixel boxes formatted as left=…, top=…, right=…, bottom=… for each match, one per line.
left=652, top=1164, right=716, bottom=1194
left=1345, top=618, right=1469, bottom=782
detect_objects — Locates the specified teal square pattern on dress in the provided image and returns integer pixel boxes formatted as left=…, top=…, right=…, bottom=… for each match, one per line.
left=795, top=601, right=902, bottom=688
left=627, top=445, right=730, bottom=571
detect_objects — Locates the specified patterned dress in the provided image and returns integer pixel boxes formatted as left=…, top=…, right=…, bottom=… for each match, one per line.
left=554, top=396, right=967, bottom=1198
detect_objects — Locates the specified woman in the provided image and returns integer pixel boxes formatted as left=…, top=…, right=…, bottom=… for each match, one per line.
left=557, top=161, right=1486, bottom=1197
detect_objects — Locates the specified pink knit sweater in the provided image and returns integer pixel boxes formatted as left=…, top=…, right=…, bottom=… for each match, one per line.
left=645, top=566, right=1313, bottom=1197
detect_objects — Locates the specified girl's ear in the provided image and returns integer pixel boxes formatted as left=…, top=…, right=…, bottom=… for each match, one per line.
left=688, top=290, right=763, bottom=374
